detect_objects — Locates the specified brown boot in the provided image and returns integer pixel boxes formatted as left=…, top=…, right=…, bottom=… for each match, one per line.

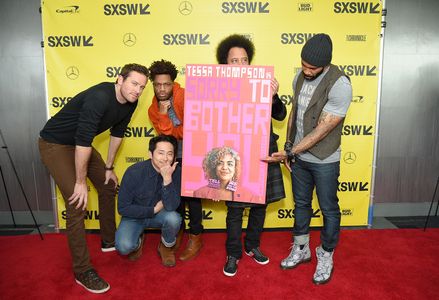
left=128, top=234, right=144, bottom=261
left=158, top=241, right=176, bottom=267
left=179, top=233, right=203, bottom=261
left=172, top=229, right=184, bottom=253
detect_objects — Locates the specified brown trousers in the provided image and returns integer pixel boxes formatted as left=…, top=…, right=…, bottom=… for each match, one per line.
left=38, top=138, right=116, bottom=274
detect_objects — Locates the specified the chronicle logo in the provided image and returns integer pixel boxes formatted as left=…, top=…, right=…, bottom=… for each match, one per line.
left=281, top=33, right=316, bottom=45
left=125, top=127, right=155, bottom=138
left=343, top=151, right=357, bottom=164
left=221, top=1, right=270, bottom=14
left=125, top=157, right=145, bottom=163
left=334, top=2, right=380, bottom=14
left=51, top=96, right=72, bottom=108
left=346, top=35, right=367, bottom=42
left=163, top=33, right=210, bottom=45
left=342, top=125, right=373, bottom=136
left=298, top=3, right=313, bottom=12
left=338, top=181, right=369, bottom=192
left=56, top=6, right=79, bottom=14
left=338, top=65, right=377, bottom=76
left=66, top=66, right=79, bottom=80
left=103, top=3, right=150, bottom=15
left=123, top=33, right=137, bottom=47
left=47, top=35, right=93, bottom=47
left=179, top=1, right=193, bottom=15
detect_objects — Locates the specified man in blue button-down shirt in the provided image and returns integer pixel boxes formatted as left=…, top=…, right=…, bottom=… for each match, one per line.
left=115, top=135, right=182, bottom=267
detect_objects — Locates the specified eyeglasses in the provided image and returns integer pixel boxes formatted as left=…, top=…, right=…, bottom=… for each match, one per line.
left=153, top=82, right=173, bottom=88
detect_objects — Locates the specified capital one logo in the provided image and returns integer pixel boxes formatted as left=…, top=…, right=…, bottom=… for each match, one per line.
left=221, top=1, right=270, bottom=13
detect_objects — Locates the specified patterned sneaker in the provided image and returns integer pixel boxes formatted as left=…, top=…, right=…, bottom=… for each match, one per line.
left=223, top=256, right=239, bottom=277
left=313, top=246, right=334, bottom=285
left=280, top=242, right=311, bottom=270
left=245, top=247, right=269, bottom=265
left=101, top=240, right=116, bottom=252
left=75, top=269, right=110, bottom=294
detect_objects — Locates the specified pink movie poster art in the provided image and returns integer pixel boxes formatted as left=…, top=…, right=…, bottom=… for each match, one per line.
left=181, top=64, right=273, bottom=204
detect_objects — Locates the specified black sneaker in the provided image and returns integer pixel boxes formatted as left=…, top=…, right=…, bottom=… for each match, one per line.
left=223, top=256, right=239, bottom=277
left=245, top=247, right=269, bottom=265
left=75, top=269, right=110, bottom=294
left=101, top=240, right=116, bottom=252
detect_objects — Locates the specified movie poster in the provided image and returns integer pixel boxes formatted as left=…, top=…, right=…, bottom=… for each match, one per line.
left=181, top=64, right=273, bottom=204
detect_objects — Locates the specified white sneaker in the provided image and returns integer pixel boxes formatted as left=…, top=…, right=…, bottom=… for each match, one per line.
left=313, top=246, right=334, bottom=284
left=280, top=242, right=311, bottom=269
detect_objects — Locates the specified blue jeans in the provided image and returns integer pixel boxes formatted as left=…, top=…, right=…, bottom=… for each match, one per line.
left=115, top=210, right=182, bottom=255
left=291, top=158, right=341, bottom=250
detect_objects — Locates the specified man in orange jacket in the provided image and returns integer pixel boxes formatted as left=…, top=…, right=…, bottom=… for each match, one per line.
left=148, top=60, right=204, bottom=261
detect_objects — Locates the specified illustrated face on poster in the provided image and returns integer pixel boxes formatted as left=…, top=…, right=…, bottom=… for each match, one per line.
left=181, top=64, right=273, bottom=204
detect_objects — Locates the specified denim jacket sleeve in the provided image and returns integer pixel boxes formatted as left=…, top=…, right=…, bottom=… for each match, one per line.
left=117, top=168, right=155, bottom=219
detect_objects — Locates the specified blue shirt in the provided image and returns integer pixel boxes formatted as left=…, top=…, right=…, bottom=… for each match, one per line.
left=117, top=159, right=181, bottom=219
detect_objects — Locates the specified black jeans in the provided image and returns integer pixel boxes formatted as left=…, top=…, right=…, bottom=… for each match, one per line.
left=177, top=196, right=203, bottom=235
left=226, top=205, right=267, bottom=259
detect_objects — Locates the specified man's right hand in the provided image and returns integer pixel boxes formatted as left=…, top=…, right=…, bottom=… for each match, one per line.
left=158, top=100, right=171, bottom=114
left=154, top=200, right=164, bottom=214
left=68, top=182, right=88, bottom=210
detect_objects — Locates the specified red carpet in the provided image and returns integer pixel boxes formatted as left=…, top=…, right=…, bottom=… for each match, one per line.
left=1, top=229, right=438, bottom=299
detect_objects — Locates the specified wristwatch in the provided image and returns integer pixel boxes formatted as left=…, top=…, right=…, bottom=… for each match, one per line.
left=284, top=141, right=296, bottom=162
left=104, top=165, right=114, bottom=171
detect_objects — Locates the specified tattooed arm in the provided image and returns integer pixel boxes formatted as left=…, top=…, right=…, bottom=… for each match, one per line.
left=291, top=111, right=344, bottom=154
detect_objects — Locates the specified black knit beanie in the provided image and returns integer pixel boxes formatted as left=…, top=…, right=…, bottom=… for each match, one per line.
left=301, top=33, right=332, bottom=67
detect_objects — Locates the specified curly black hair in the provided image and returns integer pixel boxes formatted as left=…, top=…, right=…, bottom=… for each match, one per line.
left=216, top=34, right=255, bottom=65
left=148, top=59, right=178, bottom=81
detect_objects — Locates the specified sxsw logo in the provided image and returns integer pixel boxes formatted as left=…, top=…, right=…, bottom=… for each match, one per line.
left=278, top=209, right=321, bottom=219
left=281, top=33, right=316, bottom=45
left=47, top=35, right=93, bottom=47
left=339, top=65, right=377, bottom=76
left=346, top=35, right=367, bottom=42
left=334, top=2, right=380, bottom=14
left=298, top=3, right=313, bottom=12
left=106, top=66, right=122, bottom=78
left=352, top=95, right=365, bottom=103
left=62, top=210, right=98, bottom=220
left=342, top=125, right=373, bottom=136
left=125, top=126, right=155, bottom=138
left=125, top=157, right=145, bottom=163
left=51, top=96, right=72, bottom=108
left=56, top=6, right=79, bottom=14
left=279, top=94, right=294, bottom=106
left=184, top=210, right=213, bottom=220
left=163, top=33, right=210, bottom=45
left=338, top=181, right=369, bottom=192
left=103, top=3, right=150, bottom=15
left=221, top=1, right=270, bottom=13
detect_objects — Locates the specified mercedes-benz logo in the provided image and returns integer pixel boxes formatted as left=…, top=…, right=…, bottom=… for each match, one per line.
left=343, top=152, right=357, bottom=164
left=179, top=1, right=193, bottom=15
left=123, top=33, right=137, bottom=47
left=66, top=66, right=79, bottom=80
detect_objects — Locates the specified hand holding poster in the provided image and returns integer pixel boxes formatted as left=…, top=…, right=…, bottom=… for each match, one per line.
left=181, top=64, right=273, bottom=204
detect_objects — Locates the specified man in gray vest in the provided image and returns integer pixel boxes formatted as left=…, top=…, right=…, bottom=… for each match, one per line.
left=267, top=33, right=352, bottom=284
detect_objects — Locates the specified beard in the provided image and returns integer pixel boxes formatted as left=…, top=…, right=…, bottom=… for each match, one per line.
left=303, top=68, right=325, bottom=81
